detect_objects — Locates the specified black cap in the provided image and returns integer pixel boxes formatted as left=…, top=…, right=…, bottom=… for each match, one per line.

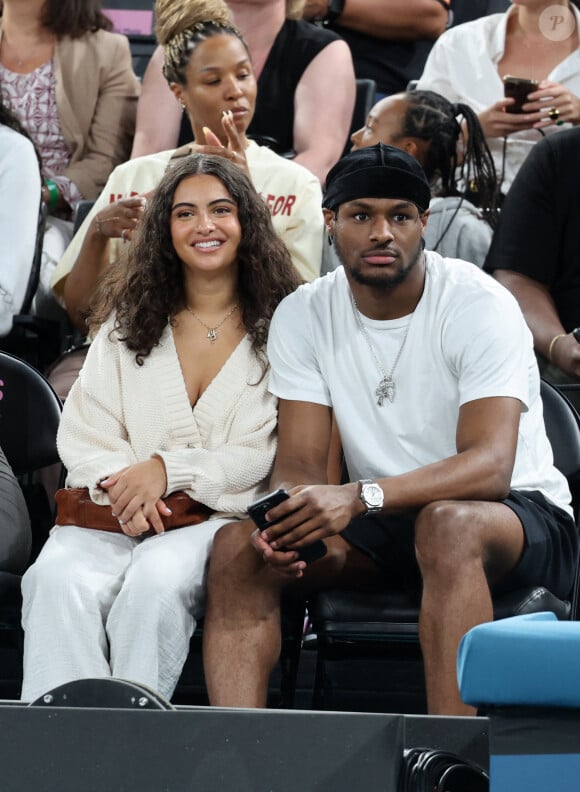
left=323, top=143, right=431, bottom=213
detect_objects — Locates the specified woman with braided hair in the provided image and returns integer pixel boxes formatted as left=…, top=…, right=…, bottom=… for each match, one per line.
left=130, top=0, right=355, bottom=183
left=51, top=0, right=323, bottom=349
left=350, top=89, right=500, bottom=268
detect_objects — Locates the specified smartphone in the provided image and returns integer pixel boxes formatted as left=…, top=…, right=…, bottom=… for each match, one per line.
left=503, top=75, right=538, bottom=114
left=247, top=489, right=327, bottom=564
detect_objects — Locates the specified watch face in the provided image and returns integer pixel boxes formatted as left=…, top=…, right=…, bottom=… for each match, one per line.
left=363, top=483, right=383, bottom=508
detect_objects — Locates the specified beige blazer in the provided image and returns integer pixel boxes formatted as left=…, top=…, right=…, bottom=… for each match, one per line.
left=54, top=30, right=140, bottom=199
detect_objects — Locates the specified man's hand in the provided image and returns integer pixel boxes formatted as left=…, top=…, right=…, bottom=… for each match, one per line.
left=250, top=528, right=308, bottom=579
left=100, top=458, right=168, bottom=536
left=550, top=333, right=580, bottom=379
left=261, top=482, right=362, bottom=550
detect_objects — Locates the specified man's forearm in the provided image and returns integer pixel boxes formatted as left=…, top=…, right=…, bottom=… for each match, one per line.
left=269, top=458, right=329, bottom=492
left=337, top=0, right=448, bottom=40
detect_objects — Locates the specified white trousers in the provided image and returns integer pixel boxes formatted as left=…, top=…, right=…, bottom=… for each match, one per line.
left=21, top=518, right=231, bottom=702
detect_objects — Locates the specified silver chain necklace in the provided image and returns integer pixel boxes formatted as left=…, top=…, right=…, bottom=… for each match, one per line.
left=350, top=292, right=410, bottom=406
left=186, top=302, right=239, bottom=343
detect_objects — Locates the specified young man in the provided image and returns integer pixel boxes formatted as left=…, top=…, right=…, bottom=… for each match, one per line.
left=202, top=144, right=578, bottom=715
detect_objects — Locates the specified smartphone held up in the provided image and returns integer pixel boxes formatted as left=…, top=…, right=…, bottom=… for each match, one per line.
left=503, top=75, right=539, bottom=114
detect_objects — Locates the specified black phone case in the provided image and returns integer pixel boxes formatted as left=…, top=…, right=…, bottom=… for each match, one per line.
left=504, top=76, right=538, bottom=114
left=247, top=489, right=327, bottom=564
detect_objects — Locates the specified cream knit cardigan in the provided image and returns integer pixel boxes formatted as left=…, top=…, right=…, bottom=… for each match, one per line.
left=57, top=319, right=278, bottom=517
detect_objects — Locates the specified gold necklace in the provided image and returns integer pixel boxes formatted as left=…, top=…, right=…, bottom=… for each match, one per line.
left=186, top=302, right=240, bottom=343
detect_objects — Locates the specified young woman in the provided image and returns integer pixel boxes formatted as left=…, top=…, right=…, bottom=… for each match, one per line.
left=130, top=0, right=355, bottom=184
left=52, top=0, right=323, bottom=342
left=0, top=0, right=140, bottom=317
left=350, top=89, right=499, bottom=267
left=20, top=153, right=301, bottom=703
left=417, top=0, right=580, bottom=193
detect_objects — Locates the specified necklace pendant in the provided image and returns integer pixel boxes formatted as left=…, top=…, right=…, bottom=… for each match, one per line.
left=375, top=377, right=395, bottom=406
left=207, top=328, right=218, bottom=343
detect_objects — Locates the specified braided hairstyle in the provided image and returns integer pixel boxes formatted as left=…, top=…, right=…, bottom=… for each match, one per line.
left=156, top=0, right=247, bottom=85
left=402, top=90, right=499, bottom=227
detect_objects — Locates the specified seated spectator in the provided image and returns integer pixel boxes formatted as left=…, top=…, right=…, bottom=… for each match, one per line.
left=51, top=0, right=323, bottom=351
left=201, top=143, right=577, bottom=716
left=0, top=442, right=31, bottom=575
left=0, top=0, right=140, bottom=318
left=130, top=0, right=356, bottom=183
left=0, top=99, right=41, bottom=336
left=20, top=153, right=300, bottom=704
left=350, top=89, right=499, bottom=267
left=303, top=0, right=450, bottom=100
left=416, top=0, right=580, bottom=194
left=484, top=127, right=580, bottom=388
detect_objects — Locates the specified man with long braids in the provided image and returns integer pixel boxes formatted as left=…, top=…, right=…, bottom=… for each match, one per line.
left=350, top=89, right=500, bottom=268
left=202, top=143, right=578, bottom=716
left=50, top=0, right=323, bottom=339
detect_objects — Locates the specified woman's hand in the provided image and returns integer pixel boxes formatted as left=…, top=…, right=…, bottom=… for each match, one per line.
left=100, top=458, right=168, bottom=536
left=92, top=195, right=147, bottom=244
left=192, top=112, right=250, bottom=177
left=524, top=80, right=580, bottom=128
left=477, top=98, right=540, bottom=137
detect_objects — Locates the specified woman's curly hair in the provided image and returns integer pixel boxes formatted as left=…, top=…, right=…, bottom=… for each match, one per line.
left=90, top=154, right=301, bottom=369
left=155, top=0, right=246, bottom=85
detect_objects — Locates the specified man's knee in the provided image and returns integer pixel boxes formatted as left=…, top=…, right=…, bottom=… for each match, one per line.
left=415, top=500, right=485, bottom=575
left=207, top=519, right=257, bottom=588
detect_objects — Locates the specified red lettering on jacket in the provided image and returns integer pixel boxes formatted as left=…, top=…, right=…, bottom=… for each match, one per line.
left=263, top=194, right=296, bottom=216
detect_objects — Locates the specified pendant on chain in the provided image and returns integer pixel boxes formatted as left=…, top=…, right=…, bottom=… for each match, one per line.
left=207, top=328, right=218, bottom=343
left=375, top=376, right=395, bottom=406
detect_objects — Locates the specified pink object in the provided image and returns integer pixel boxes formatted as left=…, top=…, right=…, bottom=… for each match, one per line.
left=103, top=9, right=153, bottom=35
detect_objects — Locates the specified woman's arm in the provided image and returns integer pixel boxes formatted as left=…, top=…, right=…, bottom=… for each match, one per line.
left=292, top=39, right=356, bottom=183
left=56, top=324, right=138, bottom=499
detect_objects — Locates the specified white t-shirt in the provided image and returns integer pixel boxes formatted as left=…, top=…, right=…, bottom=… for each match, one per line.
left=416, top=6, right=580, bottom=194
left=268, top=252, right=572, bottom=516
left=0, top=126, right=40, bottom=335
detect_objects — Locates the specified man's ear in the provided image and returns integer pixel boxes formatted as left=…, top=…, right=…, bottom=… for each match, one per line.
left=420, top=208, right=430, bottom=232
left=323, top=208, right=336, bottom=236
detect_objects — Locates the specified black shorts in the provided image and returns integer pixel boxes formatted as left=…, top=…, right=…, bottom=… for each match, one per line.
left=341, top=490, right=579, bottom=601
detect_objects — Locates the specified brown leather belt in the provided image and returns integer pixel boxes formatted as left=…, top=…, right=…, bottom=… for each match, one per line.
left=55, top=487, right=213, bottom=533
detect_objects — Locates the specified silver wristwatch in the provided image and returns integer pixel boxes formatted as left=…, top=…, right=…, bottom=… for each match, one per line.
left=358, top=479, right=384, bottom=516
